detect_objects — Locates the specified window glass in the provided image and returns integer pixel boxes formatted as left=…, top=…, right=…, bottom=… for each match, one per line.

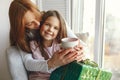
left=83, top=0, right=96, bottom=60
left=31, top=0, right=36, bottom=4
left=104, top=0, right=120, bottom=79
left=77, top=0, right=120, bottom=79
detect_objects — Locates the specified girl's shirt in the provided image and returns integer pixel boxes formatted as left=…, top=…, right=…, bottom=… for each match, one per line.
left=30, top=40, right=60, bottom=60
left=20, top=40, right=60, bottom=80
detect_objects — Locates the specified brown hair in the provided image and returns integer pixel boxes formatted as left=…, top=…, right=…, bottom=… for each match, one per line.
left=38, top=10, right=67, bottom=59
left=9, top=0, right=41, bottom=52
left=40, top=10, right=67, bottom=43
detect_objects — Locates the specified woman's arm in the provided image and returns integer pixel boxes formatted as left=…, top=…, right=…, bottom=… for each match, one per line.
left=19, top=47, right=55, bottom=73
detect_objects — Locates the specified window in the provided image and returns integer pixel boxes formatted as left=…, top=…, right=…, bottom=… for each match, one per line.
left=72, top=0, right=120, bottom=79
left=36, top=0, right=120, bottom=79
left=31, top=0, right=36, bottom=4
left=36, top=0, right=71, bottom=28
left=72, top=0, right=96, bottom=61
left=104, top=0, right=120, bottom=79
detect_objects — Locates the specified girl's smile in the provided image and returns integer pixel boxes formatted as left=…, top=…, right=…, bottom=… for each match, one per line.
left=40, top=16, right=60, bottom=41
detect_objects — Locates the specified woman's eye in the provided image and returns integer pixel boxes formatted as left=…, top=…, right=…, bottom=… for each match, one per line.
left=26, top=22, right=33, bottom=26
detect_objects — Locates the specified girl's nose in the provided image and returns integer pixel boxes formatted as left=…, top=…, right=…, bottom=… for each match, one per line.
left=49, top=27, right=54, bottom=32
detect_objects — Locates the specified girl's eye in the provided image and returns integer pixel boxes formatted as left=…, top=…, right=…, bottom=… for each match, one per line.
left=45, top=23, right=50, bottom=27
left=45, top=23, right=49, bottom=26
left=54, top=26, right=59, bottom=30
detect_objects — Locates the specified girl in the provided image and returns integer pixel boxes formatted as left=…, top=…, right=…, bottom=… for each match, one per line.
left=29, top=10, right=84, bottom=80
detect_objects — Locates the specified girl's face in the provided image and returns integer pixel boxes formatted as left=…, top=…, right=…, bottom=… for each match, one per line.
left=24, top=11, right=40, bottom=29
left=40, top=16, right=60, bottom=41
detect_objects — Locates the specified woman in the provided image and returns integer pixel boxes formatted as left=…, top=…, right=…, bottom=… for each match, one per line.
left=9, top=0, right=85, bottom=80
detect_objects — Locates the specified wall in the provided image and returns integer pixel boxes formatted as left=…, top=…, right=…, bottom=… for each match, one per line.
left=0, top=0, right=12, bottom=80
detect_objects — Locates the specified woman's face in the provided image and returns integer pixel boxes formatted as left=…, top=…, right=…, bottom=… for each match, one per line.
left=40, top=16, right=60, bottom=41
left=24, top=11, right=40, bottom=29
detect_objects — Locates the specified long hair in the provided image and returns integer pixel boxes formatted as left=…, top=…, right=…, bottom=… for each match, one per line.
left=38, top=10, right=67, bottom=59
left=9, top=0, right=41, bottom=52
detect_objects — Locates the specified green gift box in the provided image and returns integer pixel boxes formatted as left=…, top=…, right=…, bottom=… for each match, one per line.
left=50, top=60, right=112, bottom=80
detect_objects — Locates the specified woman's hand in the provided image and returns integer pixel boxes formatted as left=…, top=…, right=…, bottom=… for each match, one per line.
left=47, top=48, right=77, bottom=69
left=74, top=45, right=85, bottom=62
left=47, top=39, right=86, bottom=69
left=74, top=39, right=86, bottom=62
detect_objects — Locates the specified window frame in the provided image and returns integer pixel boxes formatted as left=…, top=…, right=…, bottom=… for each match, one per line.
left=94, top=0, right=105, bottom=68
left=72, top=0, right=105, bottom=68
left=36, top=0, right=106, bottom=68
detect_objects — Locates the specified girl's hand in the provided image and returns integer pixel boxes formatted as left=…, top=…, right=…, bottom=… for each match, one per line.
left=47, top=48, right=77, bottom=69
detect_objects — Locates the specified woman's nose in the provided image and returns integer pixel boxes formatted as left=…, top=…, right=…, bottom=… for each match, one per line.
left=34, top=20, right=40, bottom=29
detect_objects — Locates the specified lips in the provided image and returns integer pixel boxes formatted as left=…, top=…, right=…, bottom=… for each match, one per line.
left=46, top=32, right=53, bottom=35
left=45, top=31, right=53, bottom=37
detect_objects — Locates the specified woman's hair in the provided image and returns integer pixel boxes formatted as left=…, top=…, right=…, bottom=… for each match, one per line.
left=38, top=10, right=67, bottom=59
left=9, top=0, right=41, bottom=52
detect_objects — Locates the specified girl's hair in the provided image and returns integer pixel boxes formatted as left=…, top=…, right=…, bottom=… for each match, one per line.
left=40, top=10, right=67, bottom=43
left=38, top=10, right=67, bottom=59
left=9, top=0, right=41, bottom=52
